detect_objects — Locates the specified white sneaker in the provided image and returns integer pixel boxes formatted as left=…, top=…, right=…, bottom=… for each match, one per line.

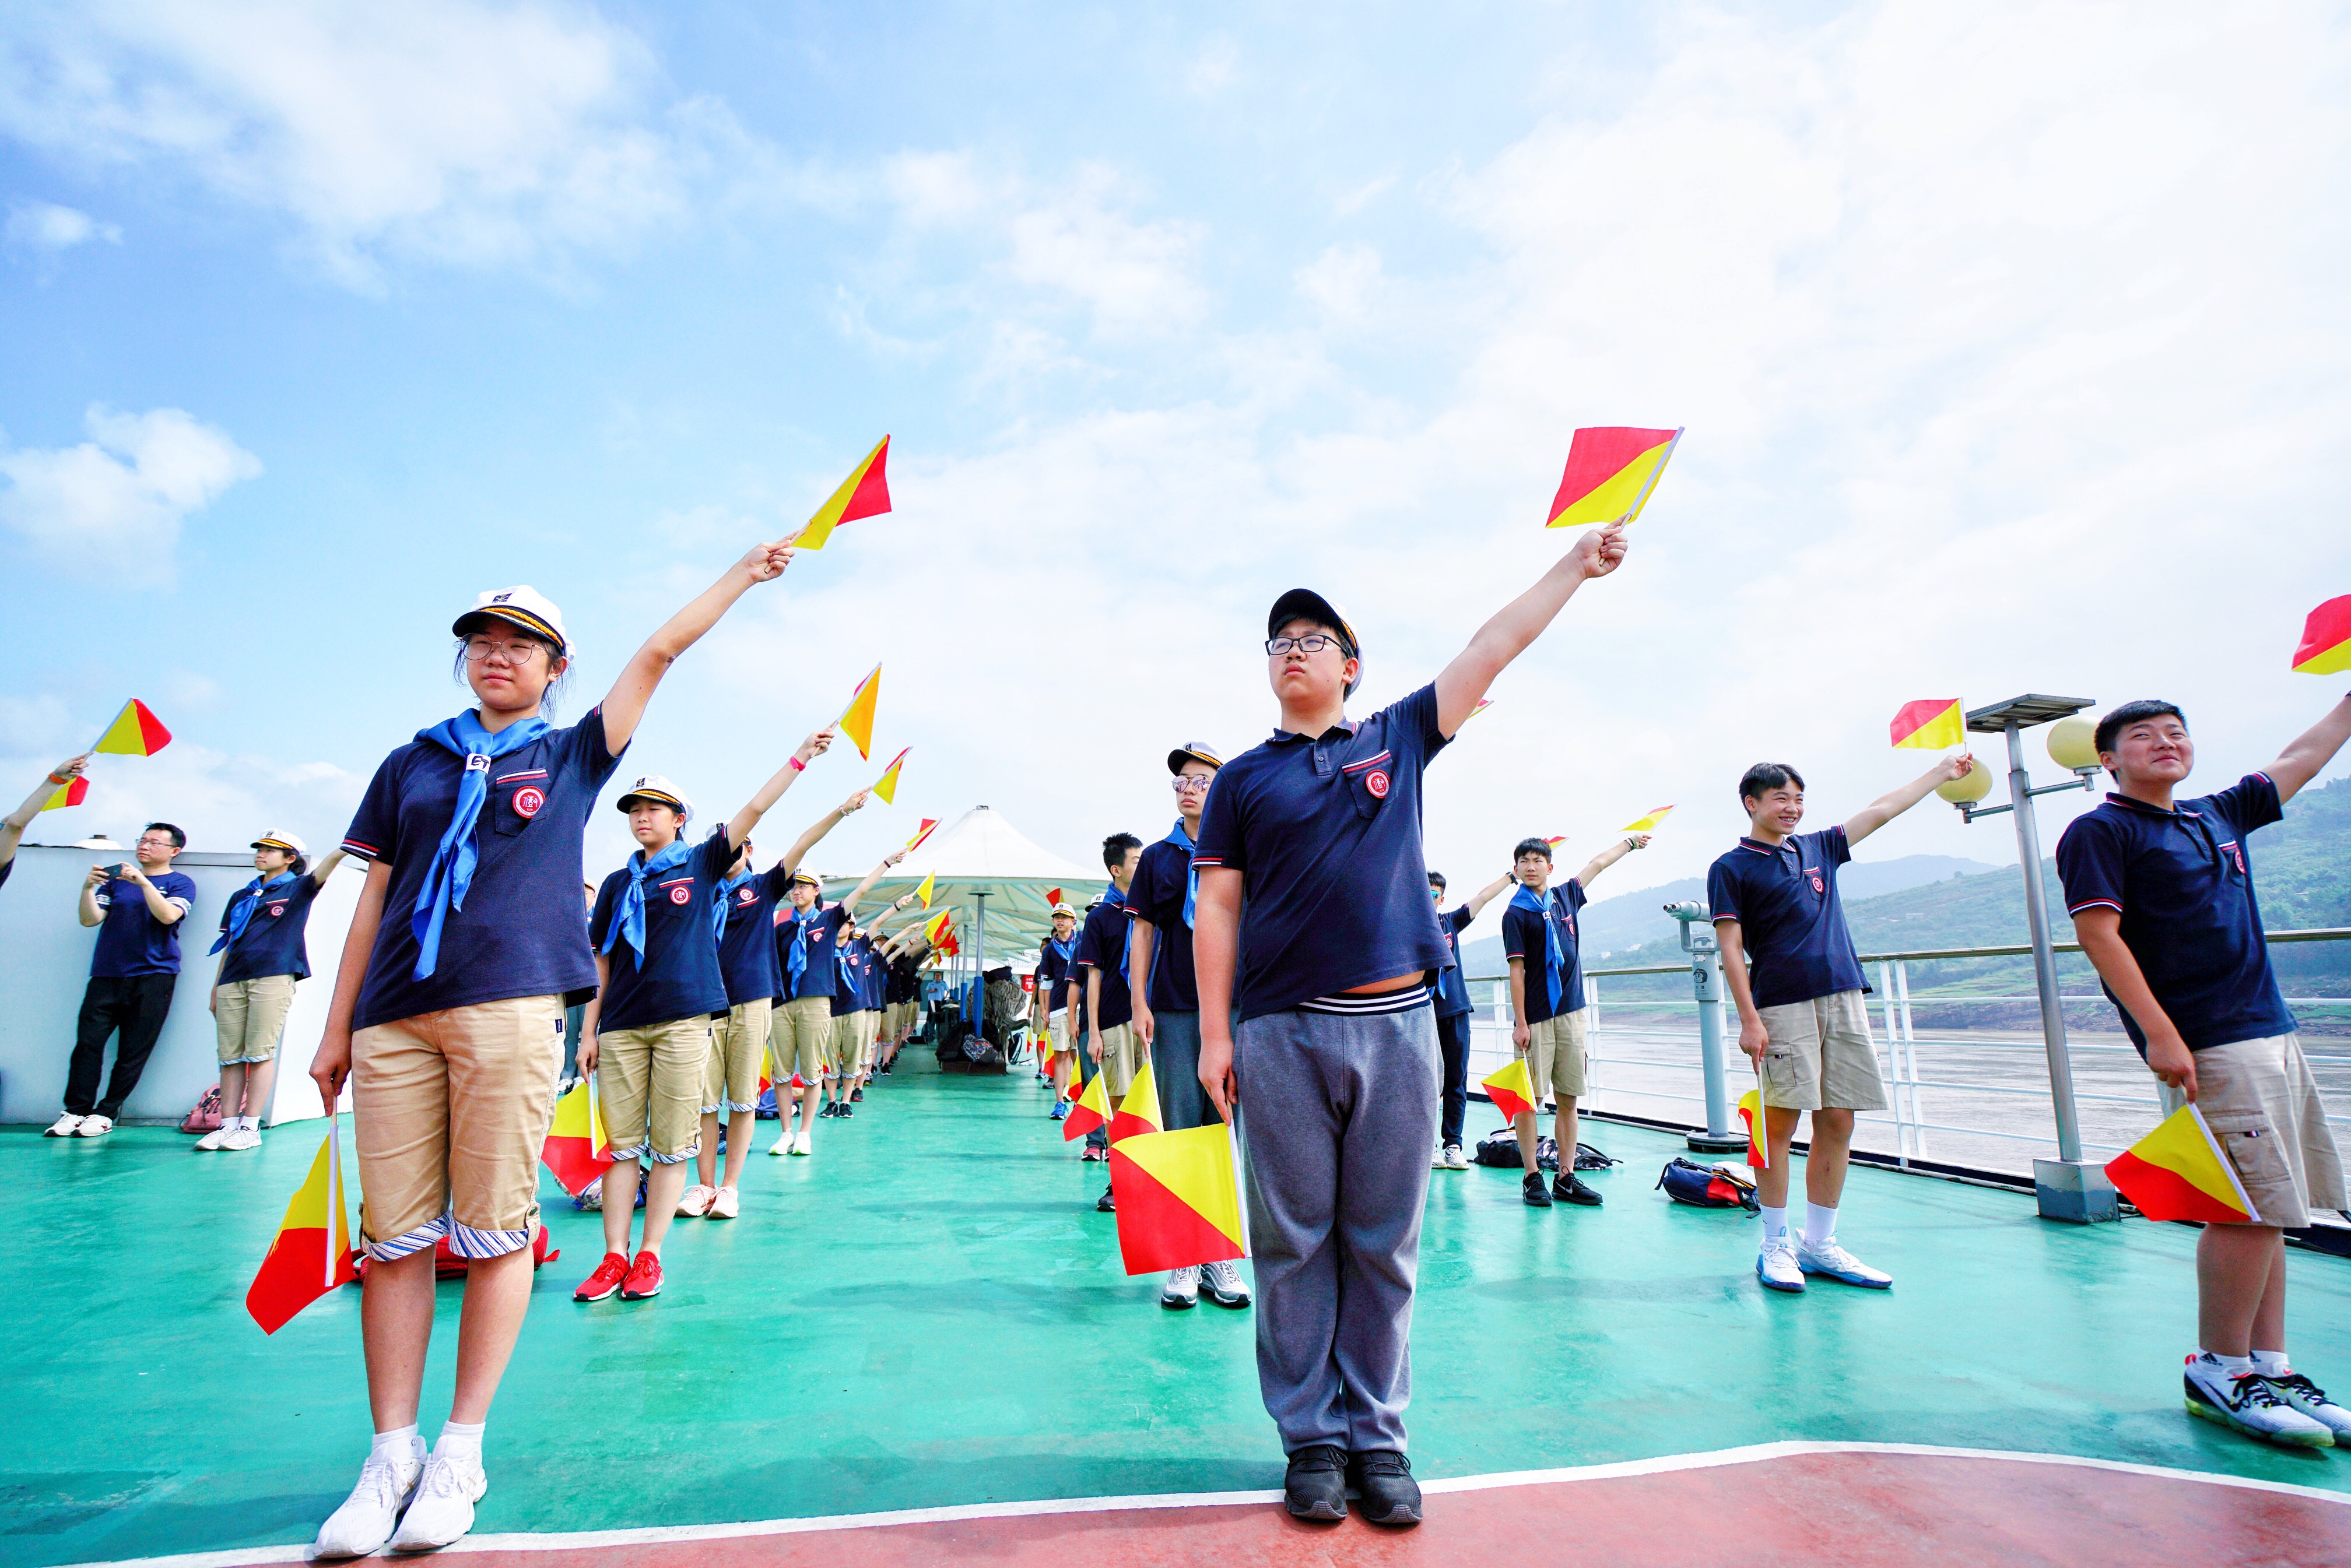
left=678, top=1183, right=716, bottom=1217
left=1757, top=1237, right=1805, bottom=1293
left=313, top=1436, right=426, bottom=1557
left=792, top=1129, right=812, bottom=1155
left=75, top=1115, right=114, bottom=1138
left=1202, top=1258, right=1252, bottom=1309
left=1444, top=1144, right=1470, bottom=1170
left=2265, top=1367, right=2351, bottom=1442
left=1160, top=1265, right=1201, bottom=1309
left=1797, top=1236, right=1892, bottom=1289
left=769, top=1133, right=791, bottom=1155
left=194, top=1125, right=230, bottom=1151
left=710, top=1185, right=740, bottom=1219
left=220, top=1126, right=262, bottom=1151
left=386, top=1450, right=488, bottom=1551
left=44, top=1114, right=83, bottom=1137
left=2185, top=1354, right=2335, bottom=1447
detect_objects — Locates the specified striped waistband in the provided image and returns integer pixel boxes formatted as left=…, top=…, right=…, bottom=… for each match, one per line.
left=1298, top=984, right=1431, bottom=1017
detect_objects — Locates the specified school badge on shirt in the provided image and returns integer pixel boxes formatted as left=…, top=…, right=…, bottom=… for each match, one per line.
left=514, top=785, right=546, bottom=818
left=1809, top=869, right=1825, bottom=894
left=1366, top=769, right=1389, bottom=798
left=669, top=885, right=692, bottom=905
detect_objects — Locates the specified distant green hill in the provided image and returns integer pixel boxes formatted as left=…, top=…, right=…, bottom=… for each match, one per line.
left=1570, top=775, right=2351, bottom=1029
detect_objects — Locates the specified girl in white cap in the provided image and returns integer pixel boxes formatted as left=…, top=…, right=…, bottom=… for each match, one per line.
left=306, top=539, right=795, bottom=1558
left=199, top=830, right=349, bottom=1150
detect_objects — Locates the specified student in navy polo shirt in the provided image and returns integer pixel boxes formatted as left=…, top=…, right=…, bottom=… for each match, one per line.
left=1, top=753, right=88, bottom=896
left=1708, top=754, right=1969, bottom=1296
left=1502, top=831, right=1648, bottom=1208
left=682, top=727, right=836, bottom=1222
left=1038, top=903, right=1080, bottom=1114
left=305, top=546, right=795, bottom=1559
left=199, top=830, right=351, bottom=1152
left=1192, top=523, right=1630, bottom=1527
left=1079, top=834, right=1142, bottom=1206
left=52, top=820, right=198, bottom=1138
left=1427, top=867, right=1511, bottom=1170
left=1129, top=743, right=1251, bottom=1310
left=827, top=919, right=903, bottom=1115
left=765, top=815, right=904, bottom=1154
left=2057, top=697, right=2351, bottom=1449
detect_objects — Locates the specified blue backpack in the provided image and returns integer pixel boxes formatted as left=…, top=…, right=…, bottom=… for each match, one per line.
left=1656, top=1156, right=1759, bottom=1212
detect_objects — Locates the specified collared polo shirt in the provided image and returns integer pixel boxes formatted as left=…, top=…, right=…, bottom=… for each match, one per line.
left=91, top=870, right=199, bottom=978
left=1040, top=935, right=1083, bottom=1030
left=343, top=706, right=624, bottom=1031
left=588, top=827, right=735, bottom=1032
left=1706, top=825, right=1865, bottom=1010
left=1074, top=887, right=1135, bottom=1031
left=2054, top=773, right=2293, bottom=1054
left=774, top=900, right=850, bottom=1003
left=1503, top=880, right=1590, bottom=1022
left=1128, top=827, right=1203, bottom=1012
left=717, top=863, right=794, bottom=1007
left=1434, top=904, right=1476, bottom=1020
left=1192, top=681, right=1454, bottom=1024
left=217, top=873, right=322, bottom=983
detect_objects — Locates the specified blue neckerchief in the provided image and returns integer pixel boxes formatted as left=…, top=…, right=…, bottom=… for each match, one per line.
left=1046, top=934, right=1078, bottom=966
left=1164, top=818, right=1199, bottom=931
left=713, top=868, right=756, bottom=940
left=210, top=871, right=299, bottom=954
left=600, top=835, right=695, bottom=962
left=409, top=709, right=551, bottom=979
left=783, top=902, right=824, bottom=987
left=1511, top=883, right=1567, bottom=1014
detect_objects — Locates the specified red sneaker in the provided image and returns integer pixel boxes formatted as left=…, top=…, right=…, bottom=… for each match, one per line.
left=620, top=1249, right=664, bottom=1300
left=574, top=1251, right=629, bottom=1302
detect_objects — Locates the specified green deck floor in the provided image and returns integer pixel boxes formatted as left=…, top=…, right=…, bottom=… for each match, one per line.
left=8, top=1054, right=2351, bottom=1563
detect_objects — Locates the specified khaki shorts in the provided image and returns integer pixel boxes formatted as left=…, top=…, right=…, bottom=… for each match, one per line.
left=1047, top=1010, right=1072, bottom=1059
left=1098, top=1022, right=1142, bottom=1098
left=2160, top=1033, right=2348, bottom=1229
left=704, top=997, right=771, bottom=1115
left=352, top=994, right=564, bottom=1261
left=216, top=973, right=297, bottom=1064
left=771, top=994, right=833, bottom=1082
left=598, top=1016, right=711, bottom=1163
left=886, top=1000, right=913, bottom=1035
left=1757, top=989, right=1886, bottom=1112
left=1523, top=1008, right=1588, bottom=1103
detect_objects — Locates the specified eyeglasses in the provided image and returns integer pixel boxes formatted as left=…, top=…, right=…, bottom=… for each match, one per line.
left=463, top=638, right=546, bottom=665
left=135, top=835, right=175, bottom=849
left=1171, top=775, right=1212, bottom=793
left=1265, top=634, right=1344, bottom=656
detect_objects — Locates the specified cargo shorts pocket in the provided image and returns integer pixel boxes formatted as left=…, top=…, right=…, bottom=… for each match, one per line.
left=2204, top=1109, right=2293, bottom=1215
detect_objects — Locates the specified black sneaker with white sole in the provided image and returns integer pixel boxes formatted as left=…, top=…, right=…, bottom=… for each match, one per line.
left=1522, top=1172, right=1553, bottom=1208
left=1096, top=1185, right=1116, bottom=1213
left=1283, top=1446, right=1348, bottom=1520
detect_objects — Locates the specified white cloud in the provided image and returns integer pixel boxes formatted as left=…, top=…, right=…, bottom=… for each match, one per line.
left=4, top=199, right=120, bottom=251
left=0, top=0, right=753, bottom=287
left=1293, top=242, right=1385, bottom=322
left=1186, top=35, right=1239, bottom=97
left=0, top=405, right=261, bottom=583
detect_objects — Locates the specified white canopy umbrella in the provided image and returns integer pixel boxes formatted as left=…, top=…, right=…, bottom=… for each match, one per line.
left=818, top=804, right=1099, bottom=980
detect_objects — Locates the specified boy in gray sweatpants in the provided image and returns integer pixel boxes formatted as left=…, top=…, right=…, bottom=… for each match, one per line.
left=1192, top=524, right=1633, bottom=1527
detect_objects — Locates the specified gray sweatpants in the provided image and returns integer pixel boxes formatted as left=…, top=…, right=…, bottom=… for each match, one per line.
left=1235, top=1006, right=1440, bottom=1455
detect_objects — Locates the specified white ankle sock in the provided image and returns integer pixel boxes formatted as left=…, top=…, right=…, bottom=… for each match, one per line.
left=2252, top=1349, right=2292, bottom=1377
left=1760, top=1205, right=1789, bottom=1243
left=2202, top=1349, right=2255, bottom=1379
left=436, top=1419, right=485, bottom=1462
left=1803, top=1203, right=1837, bottom=1246
left=371, top=1425, right=419, bottom=1461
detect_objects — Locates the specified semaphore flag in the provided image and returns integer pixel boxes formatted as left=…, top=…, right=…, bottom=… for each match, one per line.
left=1064, top=1068, right=1111, bottom=1142
left=1621, top=805, right=1676, bottom=833
left=795, top=437, right=892, bottom=551
left=872, top=747, right=910, bottom=804
left=1547, top=427, right=1682, bottom=530
left=541, top=1077, right=615, bottom=1194
left=905, top=817, right=940, bottom=851
left=837, top=665, right=882, bottom=760
left=247, top=1118, right=360, bottom=1334
left=1110, top=1120, right=1250, bottom=1275
left=1483, top=1057, right=1536, bottom=1122
left=1890, top=698, right=1966, bottom=750
left=94, top=698, right=172, bottom=756
left=2292, top=596, right=2351, bottom=676
left=41, top=776, right=88, bottom=811
left=913, top=870, right=936, bottom=909
left=1738, top=1088, right=1770, bottom=1169
left=2107, top=1104, right=2260, bottom=1223
left=1108, top=1058, right=1164, bottom=1144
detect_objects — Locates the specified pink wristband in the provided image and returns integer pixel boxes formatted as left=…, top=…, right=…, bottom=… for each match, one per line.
left=789, top=756, right=807, bottom=772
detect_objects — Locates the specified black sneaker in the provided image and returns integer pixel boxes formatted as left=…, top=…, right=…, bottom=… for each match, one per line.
left=851, top=1088, right=864, bottom=1102
left=1522, top=1172, right=1553, bottom=1208
left=1096, top=1186, right=1116, bottom=1212
left=1283, top=1446, right=1349, bottom=1521
left=817, top=1102, right=838, bottom=1119
left=1552, top=1172, right=1603, bottom=1206
left=1350, top=1450, right=1422, bottom=1527
left=838, top=1102, right=855, bottom=1119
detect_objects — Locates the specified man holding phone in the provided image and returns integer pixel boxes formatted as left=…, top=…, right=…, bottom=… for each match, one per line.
left=51, top=822, right=198, bottom=1137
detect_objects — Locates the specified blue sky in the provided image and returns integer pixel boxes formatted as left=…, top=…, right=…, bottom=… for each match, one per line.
left=4, top=1, right=2349, bottom=952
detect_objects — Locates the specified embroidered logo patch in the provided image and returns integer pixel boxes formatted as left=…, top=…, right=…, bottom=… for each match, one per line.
left=1366, top=770, right=1390, bottom=799
left=1810, top=872, right=1826, bottom=894
left=739, top=887, right=758, bottom=903
left=513, top=786, right=546, bottom=818
left=669, top=885, right=692, bottom=905
left=268, top=903, right=287, bottom=916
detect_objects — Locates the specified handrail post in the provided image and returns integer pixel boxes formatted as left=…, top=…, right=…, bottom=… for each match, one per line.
left=1680, top=912, right=1742, bottom=1153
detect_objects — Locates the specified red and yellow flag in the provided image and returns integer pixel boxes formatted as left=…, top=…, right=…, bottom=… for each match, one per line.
left=1110, top=1120, right=1250, bottom=1275
left=1064, top=1067, right=1112, bottom=1141
left=1546, top=426, right=1682, bottom=530
left=923, top=909, right=953, bottom=945
left=756, top=1048, right=773, bottom=1102
left=1621, top=804, right=1675, bottom=833
left=2107, top=1104, right=2260, bottom=1223
left=1466, top=698, right=1492, bottom=722
left=41, top=776, right=88, bottom=811
left=540, top=1077, right=614, bottom=1194
left=795, top=436, right=892, bottom=551
left=913, top=870, right=936, bottom=909
left=1738, top=1088, right=1770, bottom=1170
left=94, top=698, right=171, bottom=757
left=247, top=1120, right=359, bottom=1334
left=838, top=664, right=882, bottom=760
left=1890, top=698, right=1965, bottom=750
left=2292, top=596, right=2351, bottom=675
left=1108, top=1059, right=1164, bottom=1144
left=905, top=817, right=939, bottom=851
left=872, top=747, right=910, bottom=804
left=1483, top=1057, right=1536, bottom=1122
left=1046, top=887, right=1064, bottom=908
